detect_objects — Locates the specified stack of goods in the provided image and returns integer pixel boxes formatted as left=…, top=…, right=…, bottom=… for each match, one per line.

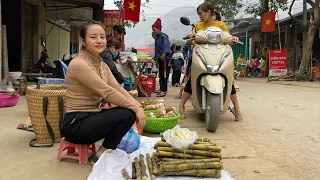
left=122, top=130, right=223, bottom=179
left=146, top=106, right=177, bottom=118
left=142, top=100, right=181, bottom=134
left=151, top=133, right=222, bottom=178
left=141, top=99, right=165, bottom=111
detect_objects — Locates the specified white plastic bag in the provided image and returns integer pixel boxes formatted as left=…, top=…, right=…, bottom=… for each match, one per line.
left=163, top=125, right=198, bottom=149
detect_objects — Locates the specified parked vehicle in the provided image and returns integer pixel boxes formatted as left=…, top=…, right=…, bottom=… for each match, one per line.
left=27, top=42, right=53, bottom=81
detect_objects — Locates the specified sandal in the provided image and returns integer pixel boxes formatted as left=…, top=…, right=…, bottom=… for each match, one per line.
left=156, top=92, right=167, bottom=97
left=175, top=95, right=181, bottom=99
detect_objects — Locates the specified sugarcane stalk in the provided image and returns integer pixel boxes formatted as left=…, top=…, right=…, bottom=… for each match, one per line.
left=159, top=134, right=212, bottom=142
left=155, top=141, right=221, bottom=152
left=134, top=157, right=141, bottom=180
left=189, top=144, right=221, bottom=152
left=154, top=151, right=208, bottom=159
left=160, top=162, right=222, bottom=172
left=132, top=162, right=136, bottom=179
left=159, top=145, right=221, bottom=153
left=146, top=153, right=156, bottom=180
left=155, top=141, right=172, bottom=148
left=157, top=147, right=222, bottom=158
left=158, top=158, right=220, bottom=165
left=151, top=155, right=159, bottom=175
left=122, top=168, right=132, bottom=180
left=160, top=169, right=221, bottom=178
left=139, top=154, right=148, bottom=180
left=194, top=141, right=216, bottom=146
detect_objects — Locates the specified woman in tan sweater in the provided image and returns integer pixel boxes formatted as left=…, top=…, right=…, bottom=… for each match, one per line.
left=60, top=20, right=146, bottom=165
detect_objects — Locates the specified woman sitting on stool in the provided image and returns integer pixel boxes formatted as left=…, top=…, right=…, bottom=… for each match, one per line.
left=60, top=20, right=146, bottom=165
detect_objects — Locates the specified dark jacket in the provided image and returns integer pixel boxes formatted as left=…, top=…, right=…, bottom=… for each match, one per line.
left=155, top=32, right=171, bottom=61
left=171, top=52, right=184, bottom=70
left=99, top=47, right=125, bottom=84
left=183, top=44, right=192, bottom=60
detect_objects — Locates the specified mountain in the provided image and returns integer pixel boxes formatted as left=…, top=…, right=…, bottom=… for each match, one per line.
left=124, top=6, right=200, bottom=48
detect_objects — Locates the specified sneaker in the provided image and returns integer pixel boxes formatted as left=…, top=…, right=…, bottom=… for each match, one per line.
left=90, top=154, right=100, bottom=166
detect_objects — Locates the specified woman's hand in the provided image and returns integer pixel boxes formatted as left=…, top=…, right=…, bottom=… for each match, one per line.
left=232, top=36, right=240, bottom=43
left=135, top=108, right=146, bottom=129
left=187, top=33, right=193, bottom=38
left=161, top=54, right=166, bottom=61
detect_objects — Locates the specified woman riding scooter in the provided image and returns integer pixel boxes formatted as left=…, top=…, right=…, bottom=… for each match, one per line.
left=179, top=2, right=243, bottom=122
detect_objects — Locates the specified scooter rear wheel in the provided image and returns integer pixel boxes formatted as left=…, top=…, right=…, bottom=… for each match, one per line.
left=205, top=93, right=221, bottom=132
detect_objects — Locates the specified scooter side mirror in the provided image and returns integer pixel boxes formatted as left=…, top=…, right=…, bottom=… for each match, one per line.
left=180, top=17, right=191, bottom=26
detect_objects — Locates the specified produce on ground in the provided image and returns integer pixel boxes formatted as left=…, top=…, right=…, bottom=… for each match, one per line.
left=139, top=154, right=148, bottom=180
left=124, top=129, right=223, bottom=179
left=134, top=157, right=142, bottom=180
left=146, top=153, right=156, bottom=180
left=122, top=168, right=132, bottom=180
left=146, top=107, right=178, bottom=118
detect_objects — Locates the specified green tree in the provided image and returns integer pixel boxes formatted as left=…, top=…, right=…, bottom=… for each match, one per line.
left=289, top=0, right=320, bottom=76
left=205, top=0, right=243, bottom=20
left=244, top=0, right=289, bottom=17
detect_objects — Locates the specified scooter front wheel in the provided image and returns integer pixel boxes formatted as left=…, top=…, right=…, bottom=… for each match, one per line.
left=205, top=93, right=221, bottom=132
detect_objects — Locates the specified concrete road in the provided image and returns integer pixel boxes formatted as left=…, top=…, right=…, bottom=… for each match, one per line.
left=0, top=78, right=319, bottom=180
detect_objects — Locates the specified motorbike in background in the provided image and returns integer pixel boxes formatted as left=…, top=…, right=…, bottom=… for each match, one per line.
left=27, top=42, right=54, bottom=81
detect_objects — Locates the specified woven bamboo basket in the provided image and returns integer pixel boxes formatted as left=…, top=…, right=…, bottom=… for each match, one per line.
left=26, top=84, right=66, bottom=144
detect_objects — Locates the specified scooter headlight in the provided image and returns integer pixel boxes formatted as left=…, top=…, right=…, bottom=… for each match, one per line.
left=207, top=64, right=220, bottom=72
left=206, top=32, right=222, bottom=44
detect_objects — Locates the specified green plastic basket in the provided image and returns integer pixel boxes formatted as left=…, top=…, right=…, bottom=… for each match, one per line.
left=144, top=110, right=180, bottom=133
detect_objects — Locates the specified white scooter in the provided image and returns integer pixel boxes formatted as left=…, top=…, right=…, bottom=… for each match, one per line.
left=180, top=17, right=241, bottom=132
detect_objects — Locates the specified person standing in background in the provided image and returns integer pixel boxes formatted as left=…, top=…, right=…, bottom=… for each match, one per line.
left=107, top=25, right=126, bottom=42
left=152, top=18, right=171, bottom=97
left=170, top=45, right=184, bottom=87
left=169, top=44, right=177, bottom=86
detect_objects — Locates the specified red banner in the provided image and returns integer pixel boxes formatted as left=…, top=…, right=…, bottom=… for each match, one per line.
left=269, top=49, right=288, bottom=76
left=103, top=10, right=125, bottom=48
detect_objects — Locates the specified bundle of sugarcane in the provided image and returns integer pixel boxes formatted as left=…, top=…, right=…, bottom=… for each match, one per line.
left=151, top=136, right=223, bottom=178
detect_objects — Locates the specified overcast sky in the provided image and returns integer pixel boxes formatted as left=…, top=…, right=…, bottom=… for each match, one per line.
left=104, top=0, right=304, bottom=20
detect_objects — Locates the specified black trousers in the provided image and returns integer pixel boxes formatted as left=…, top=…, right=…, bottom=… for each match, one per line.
left=158, top=59, right=170, bottom=92
left=172, top=70, right=182, bottom=85
left=60, top=107, right=136, bottom=149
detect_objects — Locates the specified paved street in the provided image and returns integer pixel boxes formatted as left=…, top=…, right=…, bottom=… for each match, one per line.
left=0, top=78, right=320, bottom=180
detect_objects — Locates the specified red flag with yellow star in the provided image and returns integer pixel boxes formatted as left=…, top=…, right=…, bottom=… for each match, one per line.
left=261, top=11, right=276, bottom=32
left=124, top=0, right=140, bottom=22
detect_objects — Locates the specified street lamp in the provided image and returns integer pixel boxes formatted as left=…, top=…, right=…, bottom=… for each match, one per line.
left=235, top=20, right=250, bottom=61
